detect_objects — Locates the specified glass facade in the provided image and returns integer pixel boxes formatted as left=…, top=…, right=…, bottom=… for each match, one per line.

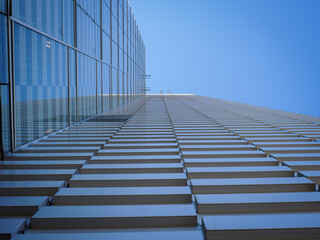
left=14, top=23, right=69, bottom=146
left=0, top=0, right=146, bottom=155
left=0, top=14, right=8, bottom=84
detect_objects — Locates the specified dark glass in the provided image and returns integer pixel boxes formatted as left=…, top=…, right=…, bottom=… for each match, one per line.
left=14, top=23, right=69, bottom=147
left=0, top=85, right=10, bottom=153
left=0, top=14, right=8, bottom=83
left=0, top=0, right=6, bottom=14
left=77, top=52, right=96, bottom=121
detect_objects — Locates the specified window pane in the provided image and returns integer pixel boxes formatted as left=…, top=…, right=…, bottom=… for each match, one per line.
left=102, top=0, right=111, bottom=36
left=69, top=48, right=76, bottom=124
left=1, top=85, right=10, bottom=153
left=77, top=6, right=100, bottom=58
left=14, top=23, right=69, bottom=147
left=97, top=62, right=102, bottom=114
left=77, top=52, right=96, bottom=121
left=104, top=0, right=110, bottom=9
left=124, top=73, right=128, bottom=103
left=111, top=67, right=117, bottom=108
left=111, top=15, right=117, bottom=43
left=77, top=0, right=100, bottom=25
left=12, top=0, right=63, bottom=42
left=112, top=41, right=118, bottom=67
left=119, top=26, right=123, bottom=50
left=102, top=64, right=110, bottom=112
left=62, top=0, right=74, bottom=45
left=111, top=0, right=117, bottom=18
left=119, top=48, right=123, bottom=71
left=0, top=0, right=7, bottom=14
left=102, top=32, right=111, bottom=64
left=0, top=14, right=8, bottom=83
left=118, top=71, right=123, bottom=106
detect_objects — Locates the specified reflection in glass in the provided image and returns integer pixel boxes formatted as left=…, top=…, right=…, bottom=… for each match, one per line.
left=77, top=0, right=100, bottom=25
left=111, top=67, right=117, bottom=108
left=77, top=52, right=96, bottom=121
left=102, top=64, right=110, bottom=111
left=1, top=85, right=10, bottom=153
left=3, top=0, right=145, bottom=152
left=112, top=41, right=118, bottom=67
left=102, top=32, right=111, bottom=64
left=12, top=0, right=74, bottom=46
left=118, top=71, right=123, bottom=106
left=62, top=0, right=74, bottom=45
left=0, top=0, right=6, bottom=14
left=0, top=14, right=8, bottom=83
left=102, top=0, right=111, bottom=36
left=97, top=62, right=102, bottom=114
left=77, top=6, right=100, bottom=58
left=14, top=23, right=69, bottom=147
left=111, top=0, right=117, bottom=18
left=69, top=49, right=76, bottom=124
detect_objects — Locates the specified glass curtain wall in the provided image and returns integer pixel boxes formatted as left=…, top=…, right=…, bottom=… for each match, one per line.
left=0, top=7, right=10, bottom=155
left=0, top=0, right=146, bottom=155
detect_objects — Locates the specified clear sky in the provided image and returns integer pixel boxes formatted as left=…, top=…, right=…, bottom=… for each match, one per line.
left=130, top=0, right=320, bottom=117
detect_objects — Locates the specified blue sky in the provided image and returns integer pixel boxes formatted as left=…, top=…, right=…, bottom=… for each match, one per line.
left=130, top=0, right=320, bottom=117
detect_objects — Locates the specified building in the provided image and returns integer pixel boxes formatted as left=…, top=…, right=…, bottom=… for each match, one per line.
left=0, top=0, right=146, bottom=156
left=1, top=1, right=320, bottom=240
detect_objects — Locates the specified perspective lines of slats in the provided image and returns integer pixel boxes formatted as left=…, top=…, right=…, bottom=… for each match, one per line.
left=1, top=96, right=202, bottom=240
left=1, top=95, right=320, bottom=240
